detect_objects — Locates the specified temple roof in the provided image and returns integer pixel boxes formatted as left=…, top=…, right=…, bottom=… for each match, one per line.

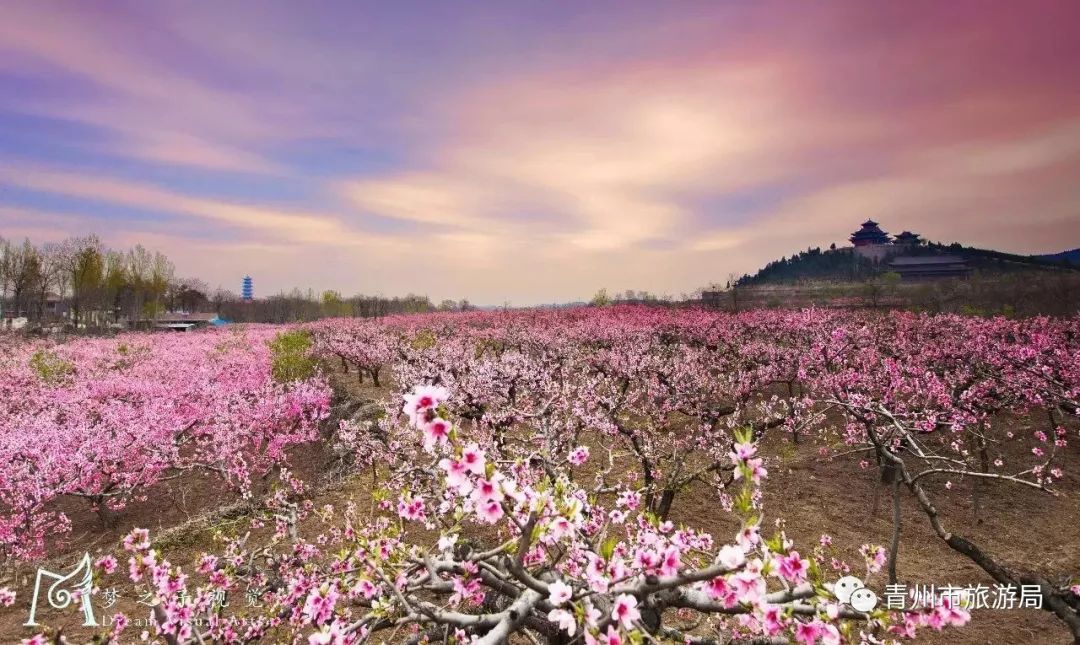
left=850, top=219, right=890, bottom=244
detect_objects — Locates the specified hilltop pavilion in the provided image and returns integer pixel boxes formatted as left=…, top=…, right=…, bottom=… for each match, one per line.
left=893, top=231, right=923, bottom=246
left=849, top=220, right=891, bottom=246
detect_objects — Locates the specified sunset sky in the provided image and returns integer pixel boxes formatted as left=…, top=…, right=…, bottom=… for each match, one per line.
left=2, top=1, right=1079, bottom=304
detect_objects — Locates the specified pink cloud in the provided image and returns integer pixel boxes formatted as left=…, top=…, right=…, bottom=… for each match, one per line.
left=1, top=1, right=1078, bottom=302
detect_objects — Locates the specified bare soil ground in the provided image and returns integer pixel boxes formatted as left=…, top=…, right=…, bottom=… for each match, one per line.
left=1, top=368, right=1076, bottom=643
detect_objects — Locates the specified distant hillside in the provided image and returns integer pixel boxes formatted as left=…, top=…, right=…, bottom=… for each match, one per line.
left=737, top=241, right=1079, bottom=286
left=1035, top=248, right=1080, bottom=266
left=735, top=246, right=877, bottom=286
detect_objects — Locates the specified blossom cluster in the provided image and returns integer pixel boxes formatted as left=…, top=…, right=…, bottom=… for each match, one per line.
left=24, top=384, right=975, bottom=644
left=0, top=327, right=330, bottom=560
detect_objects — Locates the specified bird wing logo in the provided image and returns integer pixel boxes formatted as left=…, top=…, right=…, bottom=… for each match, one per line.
left=24, top=552, right=97, bottom=627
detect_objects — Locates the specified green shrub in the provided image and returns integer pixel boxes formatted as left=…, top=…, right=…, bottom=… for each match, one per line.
left=268, top=329, right=318, bottom=383
left=410, top=329, right=436, bottom=350
left=30, top=349, right=75, bottom=384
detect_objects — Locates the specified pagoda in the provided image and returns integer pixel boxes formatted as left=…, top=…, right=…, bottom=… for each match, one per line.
left=893, top=231, right=923, bottom=246
left=241, top=276, right=254, bottom=301
left=849, top=220, right=891, bottom=247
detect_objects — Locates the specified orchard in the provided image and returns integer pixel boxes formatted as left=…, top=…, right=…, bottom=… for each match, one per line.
left=2, top=306, right=1078, bottom=643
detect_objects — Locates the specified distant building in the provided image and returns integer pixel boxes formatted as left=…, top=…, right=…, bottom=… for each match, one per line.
left=130, top=312, right=226, bottom=331
left=893, top=231, right=923, bottom=246
left=43, top=291, right=71, bottom=318
left=701, top=290, right=724, bottom=306
left=850, top=220, right=895, bottom=263
left=849, top=220, right=891, bottom=246
left=242, top=276, right=254, bottom=301
left=1, top=292, right=70, bottom=321
left=844, top=220, right=967, bottom=279
left=887, top=255, right=969, bottom=280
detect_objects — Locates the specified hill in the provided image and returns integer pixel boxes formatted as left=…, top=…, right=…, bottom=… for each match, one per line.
left=737, top=241, right=1079, bottom=286
left=1035, top=248, right=1080, bottom=266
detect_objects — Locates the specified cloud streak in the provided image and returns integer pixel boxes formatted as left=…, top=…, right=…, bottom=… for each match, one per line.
left=1, top=0, right=1078, bottom=303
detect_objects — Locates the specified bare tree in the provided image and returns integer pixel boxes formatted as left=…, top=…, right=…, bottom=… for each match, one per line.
left=146, top=251, right=174, bottom=318
left=8, top=239, right=42, bottom=320
left=125, top=245, right=154, bottom=324
left=103, top=249, right=128, bottom=325
left=59, top=235, right=105, bottom=329
left=29, top=243, right=65, bottom=324
left=727, top=272, right=742, bottom=312
left=0, top=237, right=10, bottom=320
left=168, top=277, right=210, bottom=312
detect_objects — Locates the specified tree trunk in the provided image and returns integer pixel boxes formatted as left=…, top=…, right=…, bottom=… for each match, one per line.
left=656, top=489, right=676, bottom=521
left=888, top=477, right=901, bottom=584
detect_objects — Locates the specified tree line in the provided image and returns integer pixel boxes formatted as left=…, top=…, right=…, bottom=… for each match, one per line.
left=216, top=290, right=460, bottom=324
left=0, top=235, right=183, bottom=329
left=0, top=235, right=487, bottom=330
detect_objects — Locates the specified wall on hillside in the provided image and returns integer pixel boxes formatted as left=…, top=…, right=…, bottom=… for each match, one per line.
left=853, top=244, right=896, bottom=264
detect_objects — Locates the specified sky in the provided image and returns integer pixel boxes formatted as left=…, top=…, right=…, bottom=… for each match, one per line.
left=1, top=1, right=1079, bottom=304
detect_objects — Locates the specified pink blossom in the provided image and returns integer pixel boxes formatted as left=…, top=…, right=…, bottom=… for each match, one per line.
left=548, top=608, right=577, bottom=635
left=547, top=516, right=574, bottom=540
left=396, top=493, right=426, bottom=521
left=307, top=620, right=349, bottom=645
left=302, top=584, right=339, bottom=626
left=860, top=544, right=887, bottom=574
left=439, top=458, right=473, bottom=493
left=776, top=551, right=809, bottom=584
left=616, top=490, right=641, bottom=510
left=476, top=499, right=504, bottom=524
left=731, top=441, right=756, bottom=461
left=111, top=612, right=129, bottom=634
left=197, top=554, right=218, bottom=574
left=706, top=576, right=738, bottom=608
left=584, top=601, right=603, bottom=627
left=461, top=443, right=486, bottom=474
left=660, top=545, right=681, bottom=576
left=422, top=418, right=452, bottom=451
left=354, top=579, right=378, bottom=599
left=123, top=527, right=151, bottom=552
left=471, top=476, right=504, bottom=504
left=402, top=385, right=449, bottom=425
left=935, top=596, right=971, bottom=628
left=820, top=623, right=841, bottom=645
left=611, top=594, right=640, bottom=629
left=794, top=620, right=822, bottom=644
left=95, top=554, right=118, bottom=574
left=717, top=544, right=745, bottom=569
left=548, top=579, right=573, bottom=606
left=732, top=570, right=766, bottom=604
left=568, top=446, right=590, bottom=465
left=586, top=625, right=622, bottom=645
left=761, top=605, right=783, bottom=636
